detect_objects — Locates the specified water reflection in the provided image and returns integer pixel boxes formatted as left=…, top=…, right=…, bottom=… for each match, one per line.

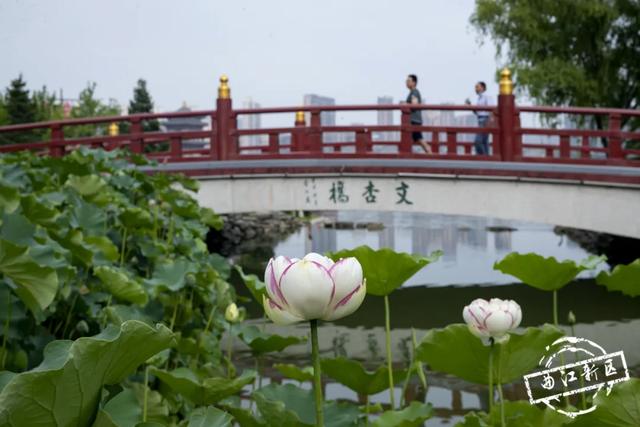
left=276, top=211, right=608, bottom=286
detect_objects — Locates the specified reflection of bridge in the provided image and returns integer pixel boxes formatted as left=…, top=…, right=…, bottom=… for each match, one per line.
left=1, top=70, right=640, bottom=237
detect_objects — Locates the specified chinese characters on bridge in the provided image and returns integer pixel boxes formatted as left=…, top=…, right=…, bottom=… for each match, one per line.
left=328, top=180, right=413, bottom=205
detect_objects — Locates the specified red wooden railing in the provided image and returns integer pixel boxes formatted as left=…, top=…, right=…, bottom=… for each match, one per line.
left=0, top=71, right=639, bottom=177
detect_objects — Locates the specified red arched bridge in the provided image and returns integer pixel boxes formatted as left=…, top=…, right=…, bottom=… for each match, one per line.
left=1, top=70, right=640, bottom=238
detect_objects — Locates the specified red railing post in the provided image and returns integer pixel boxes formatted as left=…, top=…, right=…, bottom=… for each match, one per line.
left=309, top=111, right=322, bottom=154
left=292, top=111, right=306, bottom=151
left=355, top=129, right=369, bottom=154
left=497, top=68, right=516, bottom=161
left=170, top=136, right=182, bottom=158
left=130, top=118, right=143, bottom=153
left=399, top=108, right=412, bottom=154
left=608, top=113, right=623, bottom=161
left=49, top=124, right=64, bottom=157
left=216, top=75, right=233, bottom=160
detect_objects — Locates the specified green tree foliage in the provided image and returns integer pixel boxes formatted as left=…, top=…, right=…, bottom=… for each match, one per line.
left=128, top=78, right=159, bottom=132
left=4, top=75, right=37, bottom=125
left=66, top=82, right=121, bottom=138
left=32, top=86, right=63, bottom=123
left=1, top=75, right=41, bottom=144
left=471, top=0, right=640, bottom=129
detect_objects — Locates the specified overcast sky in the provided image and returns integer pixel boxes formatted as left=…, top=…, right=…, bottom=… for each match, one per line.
left=1, top=0, right=501, bottom=119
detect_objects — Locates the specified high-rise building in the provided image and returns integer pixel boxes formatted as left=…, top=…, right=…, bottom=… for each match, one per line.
left=377, top=96, right=396, bottom=142
left=303, top=94, right=337, bottom=143
left=238, top=98, right=263, bottom=147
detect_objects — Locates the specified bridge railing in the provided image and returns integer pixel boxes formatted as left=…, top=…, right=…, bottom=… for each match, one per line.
left=0, top=69, right=639, bottom=168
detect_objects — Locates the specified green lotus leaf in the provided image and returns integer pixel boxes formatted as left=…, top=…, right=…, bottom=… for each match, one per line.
left=201, top=207, right=223, bottom=230
left=273, top=364, right=314, bottom=383
left=95, top=266, right=148, bottom=305
left=0, top=320, right=175, bottom=426
left=372, top=401, right=434, bottom=427
left=218, top=398, right=267, bottom=427
left=416, top=323, right=564, bottom=385
left=150, top=367, right=256, bottom=405
left=70, top=195, right=107, bottom=235
left=145, top=257, right=198, bottom=291
left=596, top=259, right=640, bottom=297
left=120, top=207, right=154, bottom=229
left=571, top=378, right=640, bottom=427
left=92, top=387, right=168, bottom=427
left=321, top=357, right=408, bottom=395
left=238, top=325, right=306, bottom=355
left=85, top=235, right=119, bottom=263
left=20, top=194, right=59, bottom=226
left=0, top=182, right=19, bottom=214
left=235, top=265, right=267, bottom=303
left=187, top=406, right=234, bottom=427
left=328, top=246, right=442, bottom=296
left=494, top=252, right=606, bottom=291
left=253, top=383, right=360, bottom=427
left=66, top=174, right=107, bottom=196
left=0, top=239, right=58, bottom=313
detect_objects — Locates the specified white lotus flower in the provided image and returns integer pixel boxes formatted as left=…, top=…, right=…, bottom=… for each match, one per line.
left=263, top=252, right=366, bottom=325
left=463, top=298, right=522, bottom=343
left=225, top=303, right=239, bottom=323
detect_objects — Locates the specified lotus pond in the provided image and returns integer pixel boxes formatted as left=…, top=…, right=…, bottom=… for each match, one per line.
left=0, top=149, right=638, bottom=427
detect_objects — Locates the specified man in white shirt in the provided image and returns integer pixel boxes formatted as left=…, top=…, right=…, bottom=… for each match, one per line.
left=467, top=81, right=491, bottom=155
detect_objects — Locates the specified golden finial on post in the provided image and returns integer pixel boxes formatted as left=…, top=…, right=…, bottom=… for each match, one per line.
left=218, top=75, right=230, bottom=99
left=108, top=122, right=119, bottom=136
left=295, top=110, right=305, bottom=124
left=499, top=68, right=513, bottom=95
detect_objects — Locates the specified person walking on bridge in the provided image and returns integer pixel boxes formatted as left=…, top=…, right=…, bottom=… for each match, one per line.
left=466, top=81, right=492, bottom=155
left=405, top=74, right=432, bottom=154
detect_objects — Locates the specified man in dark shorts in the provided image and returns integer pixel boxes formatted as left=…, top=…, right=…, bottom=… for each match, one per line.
left=405, top=74, right=432, bottom=154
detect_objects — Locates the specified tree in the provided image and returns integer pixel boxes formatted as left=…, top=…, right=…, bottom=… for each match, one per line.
left=128, top=78, right=159, bottom=132
left=66, top=82, right=121, bottom=138
left=32, top=86, right=63, bottom=123
left=471, top=0, right=640, bottom=130
left=2, top=75, right=39, bottom=144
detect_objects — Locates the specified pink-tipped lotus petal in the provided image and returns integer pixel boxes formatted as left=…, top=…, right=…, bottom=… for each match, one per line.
left=262, top=295, right=304, bottom=326
left=322, top=278, right=367, bottom=321
left=264, top=256, right=291, bottom=306
left=328, top=257, right=363, bottom=305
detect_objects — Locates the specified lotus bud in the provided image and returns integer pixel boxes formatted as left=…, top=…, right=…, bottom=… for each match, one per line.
left=568, top=310, right=576, bottom=325
left=263, top=253, right=366, bottom=325
left=463, top=298, right=522, bottom=344
left=225, top=303, right=240, bottom=323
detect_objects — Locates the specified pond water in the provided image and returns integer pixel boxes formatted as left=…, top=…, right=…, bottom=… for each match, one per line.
left=232, top=211, right=640, bottom=426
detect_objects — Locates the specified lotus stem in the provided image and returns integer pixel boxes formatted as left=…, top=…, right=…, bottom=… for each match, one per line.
left=384, top=295, right=395, bottom=409
left=553, top=290, right=558, bottom=326
left=570, top=323, right=587, bottom=409
left=310, top=319, right=324, bottom=427
left=143, top=365, right=149, bottom=422
left=496, top=343, right=505, bottom=427
left=365, top=395, right=370, bottom=426
left=488, top=338, right=494, bottom=413
left=227, top=323, right=233, bottom=378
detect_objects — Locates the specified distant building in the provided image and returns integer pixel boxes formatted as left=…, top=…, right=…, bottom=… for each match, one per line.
left=377, top=96, right=396, bottom=142
left=303, top=94, right=337, bottom=143
left=162, top=103, right=208, bottom=149
left=237, top=98, right=264, bottom=147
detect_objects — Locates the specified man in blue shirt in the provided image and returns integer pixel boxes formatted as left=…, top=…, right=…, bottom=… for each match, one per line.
left=405, top=74, right=432, bottom=154
left=467, top=81, right=491, bottom=155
